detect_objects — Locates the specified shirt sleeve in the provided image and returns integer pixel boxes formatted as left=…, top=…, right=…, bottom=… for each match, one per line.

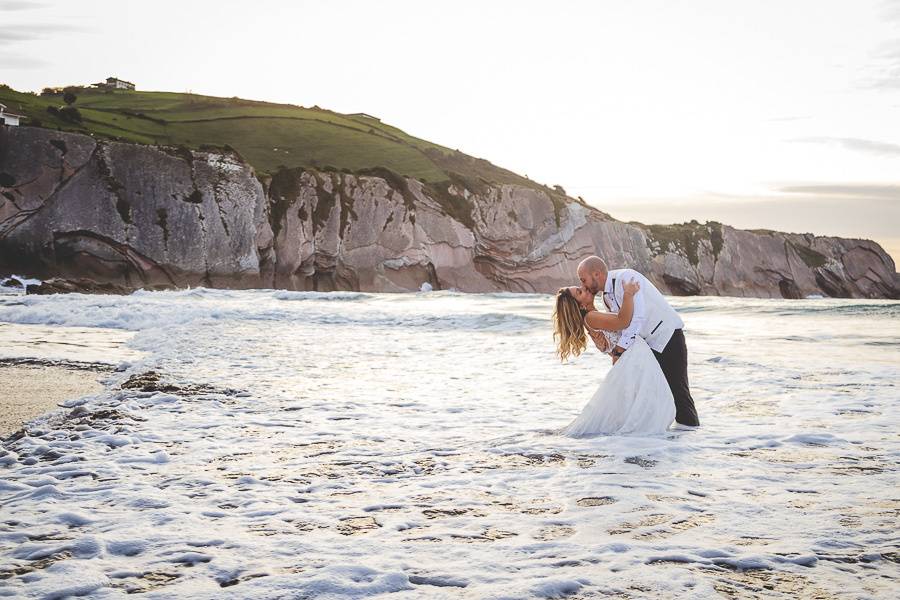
left=616, top=270, right=646, bottom=350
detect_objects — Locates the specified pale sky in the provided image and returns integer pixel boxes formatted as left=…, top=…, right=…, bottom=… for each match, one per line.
left=3, top=0, right=899, bottom=263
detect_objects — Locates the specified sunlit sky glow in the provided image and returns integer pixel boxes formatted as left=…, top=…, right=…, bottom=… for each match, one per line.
left=3, top=0, right=898, bottom=262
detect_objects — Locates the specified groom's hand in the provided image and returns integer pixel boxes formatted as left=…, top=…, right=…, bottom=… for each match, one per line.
left=611, top=345, right=625, bottom=364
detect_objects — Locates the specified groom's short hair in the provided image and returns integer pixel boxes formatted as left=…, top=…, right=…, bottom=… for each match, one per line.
left=579, top=256, right=608, bottom=275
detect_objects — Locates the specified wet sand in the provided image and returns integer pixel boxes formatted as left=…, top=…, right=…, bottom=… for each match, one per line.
left=0, top=364, right=104, bottom=437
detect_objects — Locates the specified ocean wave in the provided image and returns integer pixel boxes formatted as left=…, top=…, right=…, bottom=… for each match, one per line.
left=130, top=287, right=373, bottom=303
left=863, top=340, right=900, bottom=347
left=1, top=290, right=897, bottom=337
left=418, top=312, right=545, bottom=331
left=272, top=290, right=373, bottom=302
left=672, top=298, right=900, bottom=317
left=130, top=286, right=243, bottom=299
left=0, top=295, right=285, bottom=331
left=0, top=293, right=546, bottom=334
left=283, top=311, right=545, bottom=332
left=779, top=302, right=900, bottom=317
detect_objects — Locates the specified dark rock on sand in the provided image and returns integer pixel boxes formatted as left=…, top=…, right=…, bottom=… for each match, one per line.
left=25, top=277, right=137, bottom=295
left=120, top=370, right=232, bottom=396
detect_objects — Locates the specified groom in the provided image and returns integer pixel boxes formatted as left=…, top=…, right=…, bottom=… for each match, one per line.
left=577, top=256, right=700, bottom=427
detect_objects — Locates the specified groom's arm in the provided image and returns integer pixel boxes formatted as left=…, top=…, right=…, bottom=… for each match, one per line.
left=613, top=270, right=647, bottom=355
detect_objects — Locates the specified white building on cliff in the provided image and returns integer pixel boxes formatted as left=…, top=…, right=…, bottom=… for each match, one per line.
left=0, top=104, right=24, bottom=126
left=95, top=77, right=136, bottom=91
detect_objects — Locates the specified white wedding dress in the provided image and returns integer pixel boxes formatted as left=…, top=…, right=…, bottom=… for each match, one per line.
left=560, top=329, right=675, bottom=437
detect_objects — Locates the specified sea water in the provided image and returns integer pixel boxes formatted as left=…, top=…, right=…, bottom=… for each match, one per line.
left=0, top=288, right=897, bottom=598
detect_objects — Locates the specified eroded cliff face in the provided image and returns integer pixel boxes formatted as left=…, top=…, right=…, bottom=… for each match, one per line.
left=0, top=127, right=266, bottom=289
left=1, top=127, right=897, bottom=298
left=259, top=168, right=488, bottom=292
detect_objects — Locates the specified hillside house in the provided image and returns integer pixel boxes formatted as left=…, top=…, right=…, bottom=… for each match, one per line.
left=0, top=104, right=24, bottom=126
left=96, top=77, right=136, bottom=90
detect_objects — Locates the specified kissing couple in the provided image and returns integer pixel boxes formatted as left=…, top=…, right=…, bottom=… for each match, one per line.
left=553, top=256, right=700, bottom=436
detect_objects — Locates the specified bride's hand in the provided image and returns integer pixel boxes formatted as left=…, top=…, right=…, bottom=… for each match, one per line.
left=623, top=279, right=641, bottom=296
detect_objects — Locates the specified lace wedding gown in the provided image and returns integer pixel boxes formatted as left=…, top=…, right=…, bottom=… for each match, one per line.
left=560, top=328, right=675, bottom=436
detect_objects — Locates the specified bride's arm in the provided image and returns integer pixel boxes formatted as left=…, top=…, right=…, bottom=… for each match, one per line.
left=584, top=280, right=640, bottom=331
left=587, top=328, right=609, bottom=352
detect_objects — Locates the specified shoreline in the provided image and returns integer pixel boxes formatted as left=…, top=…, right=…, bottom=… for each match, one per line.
left=0, top=361, right=108, bottom=438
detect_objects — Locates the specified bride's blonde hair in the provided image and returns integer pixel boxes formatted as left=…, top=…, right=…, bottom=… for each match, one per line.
left=553, top=287, right=586, bottom=362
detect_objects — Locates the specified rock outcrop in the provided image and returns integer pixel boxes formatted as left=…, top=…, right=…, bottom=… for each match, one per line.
left=2, top=126, right=897, bottom=298
left=0, top=127, right=266, bottom=290
left=24, top=278, right=135, bottom=295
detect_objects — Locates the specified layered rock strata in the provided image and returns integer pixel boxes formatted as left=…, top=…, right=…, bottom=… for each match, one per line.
left=1, top=127, right=896, bottom=298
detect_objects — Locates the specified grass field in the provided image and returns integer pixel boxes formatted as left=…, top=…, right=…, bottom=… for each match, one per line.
left=0, top=84, right=541, bottom=189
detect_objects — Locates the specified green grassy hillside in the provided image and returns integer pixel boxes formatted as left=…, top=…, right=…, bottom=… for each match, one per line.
left=0, top=84, right=544, bottom=195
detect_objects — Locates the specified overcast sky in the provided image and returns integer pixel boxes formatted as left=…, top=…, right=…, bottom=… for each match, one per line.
left=3, top=0, right=898, bottom=262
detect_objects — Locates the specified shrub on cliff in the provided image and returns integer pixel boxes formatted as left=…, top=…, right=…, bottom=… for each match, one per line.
left=59, top=106, right=82, bottom=123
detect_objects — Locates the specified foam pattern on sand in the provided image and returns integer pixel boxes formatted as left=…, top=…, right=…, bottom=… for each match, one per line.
left=0, top=291, right=898, bottom=598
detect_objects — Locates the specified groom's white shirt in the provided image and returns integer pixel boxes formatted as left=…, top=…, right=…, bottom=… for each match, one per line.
left=602, top=268, right=684, bottom=353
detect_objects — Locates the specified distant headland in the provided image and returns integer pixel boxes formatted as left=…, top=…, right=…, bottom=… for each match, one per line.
left=0, top=83, right=896, bottom=298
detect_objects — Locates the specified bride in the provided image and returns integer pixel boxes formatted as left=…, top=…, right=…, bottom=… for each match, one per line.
left=553, top=280, right=675, bottom=436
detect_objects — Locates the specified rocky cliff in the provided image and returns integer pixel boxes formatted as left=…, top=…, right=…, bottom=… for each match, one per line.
left=1, top=127, right=897, bottom=298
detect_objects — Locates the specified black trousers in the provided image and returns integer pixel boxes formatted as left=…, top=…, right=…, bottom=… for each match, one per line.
left=652, top=329, right=700, bottom=426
